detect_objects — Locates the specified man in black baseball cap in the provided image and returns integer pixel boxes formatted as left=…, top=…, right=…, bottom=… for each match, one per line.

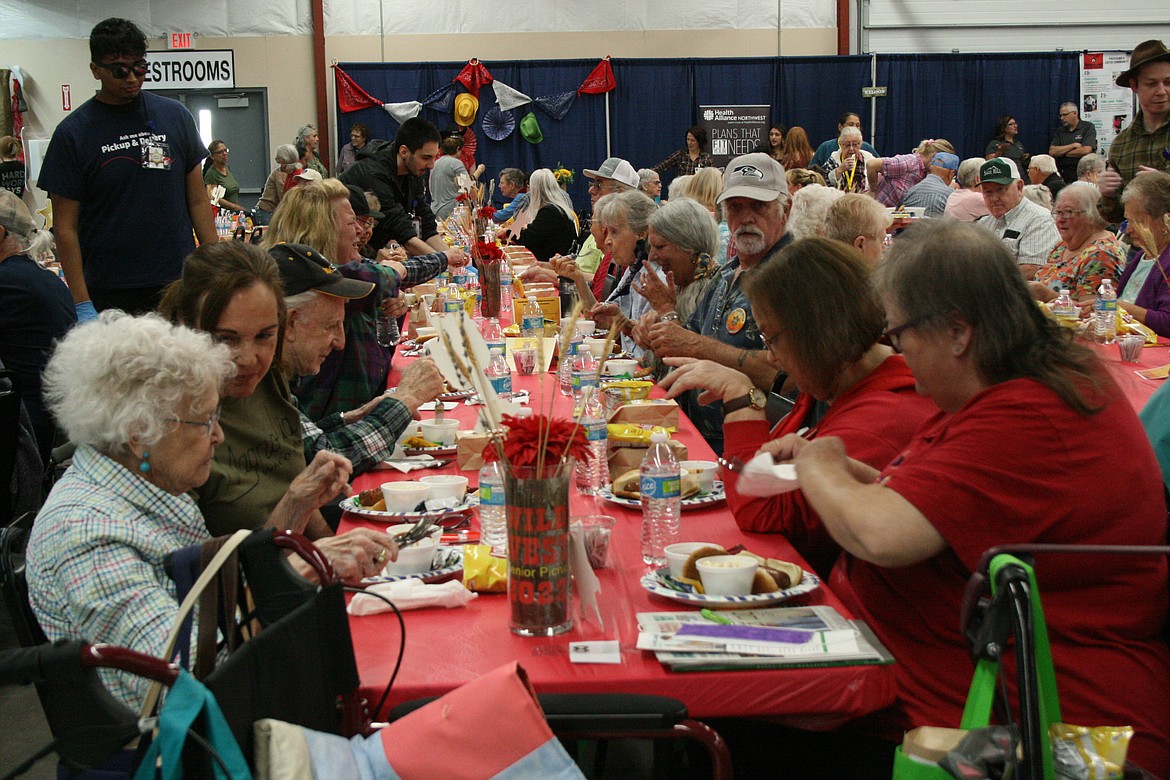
left=268, top=242, right=375, bottom=300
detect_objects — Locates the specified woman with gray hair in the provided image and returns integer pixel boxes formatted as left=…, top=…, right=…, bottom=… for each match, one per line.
left=787, top=184, right=845, bottom=240
left=1030, top=182, right=1124, bottom=303
left=26, top=312, right=236, bottom=709
left=0, top=187, right=75, bottom=457
left=253, top=144, right=303, bottom=226
left=295, top=123, right=326, bottom=176
left=1116, top=172, right=1170, bottom=336
left=825, top=126, right=874, bottom=191
left=637, top=168, right=662, bottom=204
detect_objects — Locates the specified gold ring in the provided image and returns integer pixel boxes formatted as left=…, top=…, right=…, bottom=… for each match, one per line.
left=374, top=550, right=386, bottom=564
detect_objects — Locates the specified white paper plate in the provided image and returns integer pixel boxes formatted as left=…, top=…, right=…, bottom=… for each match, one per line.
left=402, top=444, right=458, bottom=457
left=340, top=494, right=478, bottom=523
left=361, top=547, right=464, bottom=585
left=418, top=401, right=459, bottom=412
left=597, top=481, right=726, bottom=511
left=640, top=567, right=820, bottom=609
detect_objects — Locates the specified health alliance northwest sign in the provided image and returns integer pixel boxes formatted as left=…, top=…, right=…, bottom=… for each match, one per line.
left=699, top=105, right=770, bottom=170
left=144, top=50, right=235, bottom=89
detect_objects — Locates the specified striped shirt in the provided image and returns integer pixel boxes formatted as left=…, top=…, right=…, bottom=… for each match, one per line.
left=27, top=445, right=210, bottom=710
left=977, top=197, right=1061, bottom=269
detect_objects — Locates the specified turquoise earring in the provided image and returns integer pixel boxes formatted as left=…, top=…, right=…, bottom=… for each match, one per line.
left=139, top=451, right=151, bottom=474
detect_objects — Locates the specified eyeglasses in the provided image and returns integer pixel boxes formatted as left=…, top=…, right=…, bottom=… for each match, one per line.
left=213, top=147, right=230, bottom=155
left=1052, top=209, right=1085, bottom=219
left=356, top=216, right=376, bottom=229
left=880, top=318, right=926, bottom=353
left=1059, top=111, right=1075, bottom=117
left=169, top=406, right=222, bottom=437
left=589, top=181, right=622, bottom=192
left=96, top=59, right=148, bottom=80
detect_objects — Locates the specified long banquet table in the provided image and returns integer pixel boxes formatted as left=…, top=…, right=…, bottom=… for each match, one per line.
left=342, top=346, right=896, bottom=726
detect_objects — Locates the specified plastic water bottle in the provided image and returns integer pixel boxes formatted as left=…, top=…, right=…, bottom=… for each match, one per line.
left=479, top=460, right=507, bottom=553
left=575, top=386, right=609, bottom=496
left=499, top=258, right=513, bottom=315
left=1052, top=287, right=1076, bottom=319
left=1095, top=278, right=1117, bottom=344
left=521, top=297, right=544, bottom=339
left=571, top=346, right=598, bottom=400
left=486, top=347, right=512, bottom=395
left=482, top=317, right=506, bottom=353
left=558, top=328, right=583, bottom=396
left=640, top=431, right=681, bottom=567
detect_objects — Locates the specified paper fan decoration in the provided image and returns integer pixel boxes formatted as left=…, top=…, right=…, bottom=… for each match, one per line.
left=482, top=105, right=516, bottom=141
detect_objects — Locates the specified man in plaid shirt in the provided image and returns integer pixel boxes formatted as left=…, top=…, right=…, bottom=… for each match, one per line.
left=271, top=244, right=446, bottom=474
left=866, top=139, right=956, bottom=208
left=1102, top=40, right=1170, bottom=216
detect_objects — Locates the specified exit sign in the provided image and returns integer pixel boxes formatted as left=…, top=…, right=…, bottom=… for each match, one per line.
left=168, top=32, right=194, bottom=50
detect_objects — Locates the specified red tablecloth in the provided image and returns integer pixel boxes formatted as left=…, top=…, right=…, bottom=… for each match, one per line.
left=344, top=354, right=895, bottom=726
left=1095, top=339, right=1170, bottom=411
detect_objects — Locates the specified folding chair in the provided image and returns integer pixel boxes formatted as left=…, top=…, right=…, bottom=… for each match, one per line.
left=0, top=510, right=47, bottom=648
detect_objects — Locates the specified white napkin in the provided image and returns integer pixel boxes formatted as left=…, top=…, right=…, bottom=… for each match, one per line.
left=735, top=453, right=800, bottom=497
left=374, top=455, right=439, bottom=474
left=348, top=579, right=476, bottom=615
left=569, top=528, right=603, bottom=629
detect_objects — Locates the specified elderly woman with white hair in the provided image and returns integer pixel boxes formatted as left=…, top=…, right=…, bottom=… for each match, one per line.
left=25, top=312, right=391, bottom=710
left=825, top=127, right=874, bottom=192
left=515, top=168, right=579, bottom=262
left=1029, top=182, right=1124, bottom=304
left=787, top=184, right=845, bottom=240
left=638, top=168, right=663, bottom=204
left=253, top=144, right=303, bottom=226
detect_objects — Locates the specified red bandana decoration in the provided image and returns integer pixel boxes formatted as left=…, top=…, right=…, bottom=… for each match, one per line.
left=578, top=57, right=616, bottom=95
left=454, top=59, right=494, bottom=99
left=334, top=66, right=382, bottom=113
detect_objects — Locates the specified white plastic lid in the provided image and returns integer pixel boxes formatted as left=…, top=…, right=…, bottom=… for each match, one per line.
left=650, top=431, right=668, bottom=443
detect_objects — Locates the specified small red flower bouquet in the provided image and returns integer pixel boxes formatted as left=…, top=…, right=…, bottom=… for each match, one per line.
left=484, top=414, right=589, bottom=478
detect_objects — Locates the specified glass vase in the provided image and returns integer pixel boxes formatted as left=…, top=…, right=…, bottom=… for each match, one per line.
left=503, top=460, right=573, bottom=636
left=480, top=260, right=501, bottom=319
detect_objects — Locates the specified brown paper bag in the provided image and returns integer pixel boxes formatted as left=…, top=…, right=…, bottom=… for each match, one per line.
left=608, top=399, right=680, bottom=430
left=456, top=431, right=494, bottom=471
left=607, top=439, right=688, bottom=474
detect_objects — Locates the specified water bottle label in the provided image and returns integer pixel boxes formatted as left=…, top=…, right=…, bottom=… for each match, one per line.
left=486, top=339, right=506, bottom=353
left=480, top=484, right=505, bottom=506
left=572, top=371, right=597, bottom=390
left=586, top=421, right=607, bottom=442
left=522, top=314, right=543, bottom=333
left=445, top=299, right=464, bottom=313
left=489, top=374, right=512, bottom=395
left=641, top=475, right=680, bottom=499
left=452, top=271, right=468, bottom=286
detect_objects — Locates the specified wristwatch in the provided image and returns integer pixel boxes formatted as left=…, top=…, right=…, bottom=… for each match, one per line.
left=722, top=387, right=767, bottom=414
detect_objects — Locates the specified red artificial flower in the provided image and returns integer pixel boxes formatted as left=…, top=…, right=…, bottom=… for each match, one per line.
left=455, top=192, right=470, bottom=202
left=486, top=414, right=590, bottom=477
left=475, top=240, right=504, bottom=261
left=478, top=205, right=497, bottom=219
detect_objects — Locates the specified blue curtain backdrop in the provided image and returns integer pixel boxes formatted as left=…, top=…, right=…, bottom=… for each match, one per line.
left=337, top=53, right=1079, bottom=212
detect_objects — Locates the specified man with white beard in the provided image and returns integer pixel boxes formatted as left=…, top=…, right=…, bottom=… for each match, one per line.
left=647, top=152, right=791, bottom=453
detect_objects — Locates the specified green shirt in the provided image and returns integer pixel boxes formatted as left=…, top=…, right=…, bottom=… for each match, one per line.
left=195, top=370, right=305, bottom=536
left=203, top=165, right=240, bottom=207
left=1108, top=111, right=1170, bottom=189
left=576, top=233, right=602, bottom=275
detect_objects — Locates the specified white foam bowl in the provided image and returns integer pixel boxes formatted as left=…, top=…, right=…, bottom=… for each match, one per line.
left=664, top=542, right=722, bottom=579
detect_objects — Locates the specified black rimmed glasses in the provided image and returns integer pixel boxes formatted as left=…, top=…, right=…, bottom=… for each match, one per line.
left=1052, top=209, right=1085, bottom=220
left=170, top=406, right=222, bottom=437
left=96, top=59, right=148, bottom=80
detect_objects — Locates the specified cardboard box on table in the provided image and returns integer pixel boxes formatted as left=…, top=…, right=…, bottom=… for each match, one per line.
left=607, top=399, right=680, bottom=429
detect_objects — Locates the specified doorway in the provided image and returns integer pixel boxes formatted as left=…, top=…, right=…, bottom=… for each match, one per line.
left=154, top=87, right=269, bottom=210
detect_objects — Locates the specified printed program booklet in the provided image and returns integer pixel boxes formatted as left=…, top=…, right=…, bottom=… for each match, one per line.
left=636, top=605, right=894, bottom=671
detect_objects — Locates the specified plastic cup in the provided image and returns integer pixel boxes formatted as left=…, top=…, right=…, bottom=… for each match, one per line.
left=571, top=515, right=616, bottom=569
left=420, top=419, right=459, bottom=445
left=514, top=347, right=537, bottom=375
left=664, top=542, right=721, bottom=579
left=680, top=461, right=718, bottom=495
left=1118, top=333, right=1145, bottom=363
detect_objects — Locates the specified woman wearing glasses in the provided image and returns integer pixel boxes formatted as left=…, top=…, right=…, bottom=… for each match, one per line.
left=657, top=237, right=934, bottom=577
left=785, top=221, right=1170, bottom=775
left=984, top=114, right=1029, bottom=170
left=1029, top=183, right=1123, bottom=304
left=202, top=139, right=245, bottom=213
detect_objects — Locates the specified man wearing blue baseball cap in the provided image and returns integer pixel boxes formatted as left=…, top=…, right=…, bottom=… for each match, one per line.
left=901, top=152, right=960, bottom=218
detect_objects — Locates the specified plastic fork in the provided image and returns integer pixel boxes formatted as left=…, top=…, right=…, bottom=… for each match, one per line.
left=391, top=518, right=438, bottom=549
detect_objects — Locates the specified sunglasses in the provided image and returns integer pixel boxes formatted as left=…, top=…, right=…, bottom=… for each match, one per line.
left=97, top=59, right=148, bottom=80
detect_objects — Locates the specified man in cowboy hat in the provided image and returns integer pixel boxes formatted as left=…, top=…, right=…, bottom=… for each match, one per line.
left=1102, top=40, right=1170, bottom=205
